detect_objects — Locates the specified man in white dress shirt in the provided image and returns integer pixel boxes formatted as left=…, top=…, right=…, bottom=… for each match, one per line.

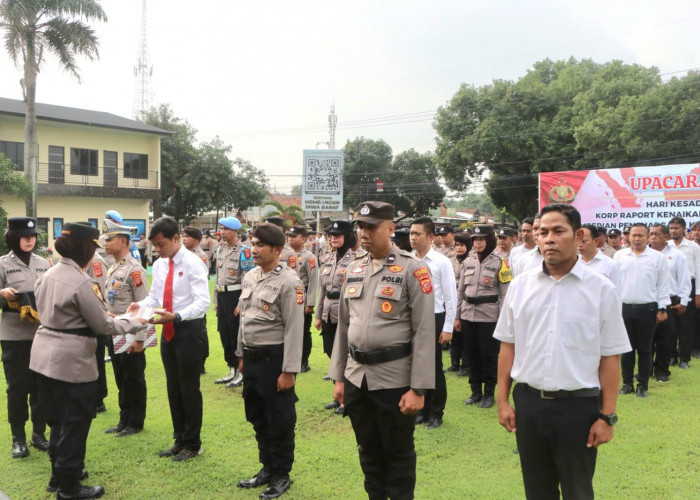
left=509, top=217, right=536, bottom=272
left=410, top=217, right=457, bottom=429
left=512, top=215, right=542, bottom=276
left=495, top=203, right=630, bottom=499
left=578, top=224, right=621, bottom=292
left=131, top=216, right=211, bottom=462
left=613, top=223, right=672, bottom=398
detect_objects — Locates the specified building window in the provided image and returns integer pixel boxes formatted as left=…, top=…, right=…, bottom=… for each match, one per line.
left=0, top=140, right=24, bottom=170
left=70, top=148, right=98, bottom=176
left=124, top=153, right=148, bottom=179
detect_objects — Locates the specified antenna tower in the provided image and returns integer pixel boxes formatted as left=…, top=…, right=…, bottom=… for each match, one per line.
left=132, top=0, right=153, bottom=120
left=328, top=105, right=337, bottom=149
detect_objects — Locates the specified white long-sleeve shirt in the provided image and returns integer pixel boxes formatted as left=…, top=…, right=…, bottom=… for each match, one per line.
left=661, top=245, right=692, bottom=305
left=580, top=250, right=622, bottom=295
left=613, top=246, right=672, bottom=308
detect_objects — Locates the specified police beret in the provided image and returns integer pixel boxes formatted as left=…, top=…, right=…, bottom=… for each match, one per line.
left=183, top=226, right=203, bottom=240
left=102, top=219, right=138, bottom=240
left=105, top=210, right=123, bottom=224
left=264, top=216, right=285, bottom=229
left=253, top=222, right=286, bottom=247
left=327, top=220, right=354, bottom=235
left=219, top=217, right=242, bottom=231
left=286, top=225, right=308, bottom=237
left=62, top=222, right=102, bottom=247
left=355, top=201, right=394, bottom=224
left=7, top=217, right=39, bottom=237
left=472, top=225, right=494, bottom=237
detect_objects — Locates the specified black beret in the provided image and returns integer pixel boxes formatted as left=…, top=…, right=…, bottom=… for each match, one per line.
left=183, top=226, right=203, bottom=240
left=253, top=222, right=286, bottom=247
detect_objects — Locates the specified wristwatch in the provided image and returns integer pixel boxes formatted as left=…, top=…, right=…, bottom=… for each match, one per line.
left=174, top=313, right=182, bottom=324
left=598, top=412, right=618, bottom=426
left=411, top=388, right=426, bottom=396
left=658, top=308, right=667, bottom=314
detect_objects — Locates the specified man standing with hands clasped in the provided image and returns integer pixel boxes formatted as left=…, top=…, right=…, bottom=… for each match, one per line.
left=495, top=204, right=631, bottom=500
left=330, top=201, right=435, bottom=500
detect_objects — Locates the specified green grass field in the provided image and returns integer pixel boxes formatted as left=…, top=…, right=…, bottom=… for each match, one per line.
left=1, top=279, right=700, bottom=498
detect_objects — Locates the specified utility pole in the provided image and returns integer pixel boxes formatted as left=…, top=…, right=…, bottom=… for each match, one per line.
left=328, top=105, right=337, bottom=150
left=133, top=0, right=153, bottom=121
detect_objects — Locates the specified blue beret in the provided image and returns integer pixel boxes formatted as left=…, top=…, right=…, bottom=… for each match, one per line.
left=105, top=210, right=123, bottom=224
left=219, top=217, right=242, bottom=230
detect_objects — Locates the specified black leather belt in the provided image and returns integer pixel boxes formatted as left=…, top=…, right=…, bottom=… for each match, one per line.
left=326, top=291, right=341, bottom=299
left=41, top=326, right=94, bottom=337
left=242, top=344, right=284, bottom=361
left=622, top=302, right=657, bottom=310
left=349, top=342, right=412, bottom=365
left=465, top=294, right=499, bottom=305
left=521, top=383, right=600, bottom=399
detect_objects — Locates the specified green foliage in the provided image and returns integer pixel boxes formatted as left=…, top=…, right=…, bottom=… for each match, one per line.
left=433, top=58, right=700, bottom=219
left=264, top=200, right=304, bottom=226
left=0, top=154, right=31, bottom=254
left=392, top=149, right=445, bottom=216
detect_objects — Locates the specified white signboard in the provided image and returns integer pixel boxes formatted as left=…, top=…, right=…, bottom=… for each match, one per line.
left=302, top=149, right=344, bottom=212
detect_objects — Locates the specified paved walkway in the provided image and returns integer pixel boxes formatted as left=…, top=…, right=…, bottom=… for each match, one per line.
left=0, top=490, right=9, bottom=500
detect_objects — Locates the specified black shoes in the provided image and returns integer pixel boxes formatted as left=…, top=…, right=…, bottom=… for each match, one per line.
left=237, top=468, right=272, bottom=489
left=47, top=470, right=89, bottom=493
left=57, top=484, right=104, bottom=499
left=116, top=426, right=142, bottom=438
left=104, top=423, right=126, bottom=434
left=11, top=438, right=29, bottom=459
left=656, top=374, right=670, bottom=383
left=457, top=368, right=469, bottom=377
left=95, top=403, right=106, bottom=413
left=464, top=393, right=482, bottom=405
left=30, top=432, right=49, bottom=451
left=260, top=476, right=292, bottom=499
left=158, top=444, right=183, bottom=458
left=324, top=401, right=340, bottom=410
left=679, top=362, right=690, bottom=369
left=322, top=375, right=332, bottom=381
left=335, top=406, right=345, bottom=416
left=479, top=395, right=495, bottom=409
left=171, top=447, right=203, bottom=462
left=636, top=386, right=648, bottom=398
left=670, top=357, right=679, bottom=366
left=424, top=418, right=443, bottom=430
left=619, top=384, right=634, bottom=395
left=300, top=364, right=311, bottom=373
left=415, top=414, right=427, bottom=425
left=445, top=365, right=459, bottom=373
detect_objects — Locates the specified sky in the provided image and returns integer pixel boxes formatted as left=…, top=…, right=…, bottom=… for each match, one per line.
left=1, top=0, right=699, bottom=194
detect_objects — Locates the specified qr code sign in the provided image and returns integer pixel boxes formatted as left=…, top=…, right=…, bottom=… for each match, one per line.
left=305, top=157, right=341, bottom=194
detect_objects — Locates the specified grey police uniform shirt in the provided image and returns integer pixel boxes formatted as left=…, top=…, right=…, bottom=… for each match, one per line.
left=329, top=244, right=436, bottom=391
left=279, top=244, right=296, bottom=265
left=315, top=248, right=362, bottom=324
left=457, top=252, right=512, bottom=323
left=214, top=241, right=248, bottom=305
left=288, top=248, right=319, bottom=308
left=105, top=255, right=149, bottom=341
left=0, top=252, right=50, bottom=341
left=192, top=246, right=209, bottom=270
left=86, top=251, right=108, bottom=294
left=29, top=258, right=144, bottom=383
left=236, top=263, right=305, bottom=373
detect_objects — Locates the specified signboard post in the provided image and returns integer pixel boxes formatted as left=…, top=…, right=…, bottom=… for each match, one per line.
left=302, top=150, right=344, bottom=212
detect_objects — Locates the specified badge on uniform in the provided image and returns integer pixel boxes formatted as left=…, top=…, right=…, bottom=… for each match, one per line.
left=178, top=271, right=183, bottom=277
left=388, top=265, right=403, bottom=273
left=381, top=286, right=394, bottom=297
left=295, top=285, right=305, bottom=305
left=229, top=269, right=234, bottom=276
left=483, top=277, right=491, bottom=285
left=240, top=248, right=255, bottom=271
left=381, top=301, right=393, bottom=313
left=92, top=262, right=103, bottom=277
left=130, top=271, right=143, bottom=287
left=93, top=284, right=105, bottom=302
left=107, top=290, right=117, bottom=305
left=413, top=267, right=433, bottom=294
left=288, top=256, right=297, bottom=269
left=348, top=287, right=357, bottom=295
left=351, top=266, right=363, bottom=274
left=386, top=254, right=396, bottom=264
left=309, top=257, right=316, bottom=269
left=262, top=302, right=270, bottom=311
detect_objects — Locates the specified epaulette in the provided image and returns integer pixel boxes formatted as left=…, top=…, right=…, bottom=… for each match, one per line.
left=273, top=264, right=283, bottom=274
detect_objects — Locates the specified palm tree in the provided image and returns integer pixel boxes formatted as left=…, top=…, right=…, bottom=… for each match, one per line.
left=265, top=200, right=304, bottom=227
left=0, top=0, right=107, bottom=217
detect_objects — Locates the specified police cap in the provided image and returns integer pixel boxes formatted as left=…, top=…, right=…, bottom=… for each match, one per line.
left=608, top=228, right=622, bottom=237
left=355, top=201, right=394, bottom=224
left=63, top=222, right=102, bottom=247
left=286, top=225, right=308, bottom=237
left=472, top=225, right=494, bottom=237
left=327, top=220, right=354, bottom=235
left=7, top=217, right=39, bottom=237
left=264, top=216, right=285, bottom=229
left=102, top=219, right=138, bottom=240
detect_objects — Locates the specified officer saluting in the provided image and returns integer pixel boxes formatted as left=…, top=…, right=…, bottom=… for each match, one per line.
left=330, top=201, right=435, bottom=500
left=236, top=223, right=304, bottom=499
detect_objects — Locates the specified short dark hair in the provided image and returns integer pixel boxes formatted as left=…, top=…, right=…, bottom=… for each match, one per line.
left=581, top=224, right=599, bottom=239
left=651, top=223, right=670, bottom=236
left=539, top=204, right=581, bottom=232
left=54, top=236, right=96, bottom=268
left=411, top=217, right=434, bottom=236
left=533, top=213, right=541, bottom=220
left=668, top=216, right=686, bottom=228
left=149, top=216, right=179, bottom=240
left=630, top=222, right=649, bottom=234
left=692, top=221, right=700, bottom=231
left=522, top=217, right=534, bottom=227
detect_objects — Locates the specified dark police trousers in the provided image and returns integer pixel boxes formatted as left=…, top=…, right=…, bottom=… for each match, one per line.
left=1, top=340, right=45, bottom=439
left=160, top=318, right=206, bottom=451
left=95, top=335, right=111, bottom=405
left=107, top=341, right=147, bottom=429
left=514, top=384, right=599, bottom=500
left=462, top=320, right=499, bottom=396
left=301, top=311, right=313, bottom=367
left=675, top=279, right=695, bottom=363
left=37, top=374, right=96, bottom=489
left=420, top=313, right=447, bottom=420
left=216, top=290, right=241, bottom=368
left=242, top=348, right=297, bottom=477
left=321, top=320, right=338, bottom=358
left=621, top=303, right=658, bottom=390
left=653, top=310, right=675, bottom=378
left=344, top=377, right=417, bottom=500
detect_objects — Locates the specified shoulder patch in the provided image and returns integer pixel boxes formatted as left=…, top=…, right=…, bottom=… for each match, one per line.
left=93, top=284, right=105, bottom=302
left=92, top=261, right=103, bottom=277
left=295, top=285, right=305, bottom=305
left=130, top=271, right=144, bottom=287
left=413, top=267, right=433, bottom=294
left=273, top=265, right=283, bottom=274
left=498, top=258, right=513, bottom=283
left=288, top=255, right=297, bottom=269
left=308, top=257, right=316, bottom=269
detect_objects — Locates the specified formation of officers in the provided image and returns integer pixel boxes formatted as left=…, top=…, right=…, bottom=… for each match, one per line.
left=3, top=202, right=700, bottom=500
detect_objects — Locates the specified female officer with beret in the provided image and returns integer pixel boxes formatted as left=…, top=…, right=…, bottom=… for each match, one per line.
left=0, top=217, right=50, bottom=459
left=29, top=222, right=147, bottom=499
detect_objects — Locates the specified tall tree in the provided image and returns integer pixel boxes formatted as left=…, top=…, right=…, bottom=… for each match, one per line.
left=0, top=0, right=107, bottom=217
left=342, top=137, right=393, bottom=208
left=264, top=200, right=303, bottom=226
left=391, top=149, right=445, bottom=216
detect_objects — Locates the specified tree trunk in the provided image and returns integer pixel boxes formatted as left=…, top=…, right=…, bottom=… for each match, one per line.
left=23, top=52, right=39, bottom=218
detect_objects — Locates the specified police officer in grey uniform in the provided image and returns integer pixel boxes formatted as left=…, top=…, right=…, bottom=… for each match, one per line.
left=455, top=225, right=512, bottom=409
left=30, top=222, right=146, bottom=499
left=214, top=217, right=253, bottom=387
left=102, top=219, right=150, bottom=438
left=236, top=223, right=304, bottom=499
left=86, top=250, right=110, bottom=413
left=330, top=201, right=435, bottom=500
left=286, top=225, right=319, bottom=372
left=265, top=216, right=296, bottom=263
left=1, top=217, right=50, bottom=458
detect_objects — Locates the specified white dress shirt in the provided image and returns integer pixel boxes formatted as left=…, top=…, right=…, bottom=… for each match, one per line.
left=512, top=246, right=543, bottom=276
left=414, top=248, right=458, bottom=333
left=661, top=245, right=692, bottom=305
left=580, top=250, right=622, bottom=293
left=669, top=238, right=700, bottom=283
left=494, top=259, right=631, bottom=391
left=613, top=246, right=672, bottom=308
left=508, top=244, right=533, bottom=272
left=139, top=245, right=211, bottom=321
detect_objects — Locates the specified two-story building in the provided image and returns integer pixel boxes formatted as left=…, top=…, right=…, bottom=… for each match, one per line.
left=0, top=97, right=168, bottom=247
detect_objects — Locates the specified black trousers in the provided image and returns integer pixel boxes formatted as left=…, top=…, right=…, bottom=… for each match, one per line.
left=653, top=312, right=675, bottom=378
left=107, top=341, right=147, bottom=429
left=676, top=280, right=695, bottom=362
left=622, top=303, right=658, bottom=390
left=513, top=384, right=599, bottom=500
left=321, top=320, right=338, bottom=359
left=462, top=320, right=499, bottom=396
left=1, top=340, right=45, bottom=438
left=243, top=352, right=297, bottom=477
left=301, top=312, right=313, bottom=366
left=138, top=248, right=147, bottom=268
left=160, top=318, right=206, bottom=451
left=421, top=313, right=447, bottom=419
left=216, top=290, right=241, bottom=368
left=95, top=336, right=111, bottom=404
left=344, top=378, right=416, bottom=500
left=37, top=375, right=96, bottom=489
left=449, top=329, right=464, bottom=369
